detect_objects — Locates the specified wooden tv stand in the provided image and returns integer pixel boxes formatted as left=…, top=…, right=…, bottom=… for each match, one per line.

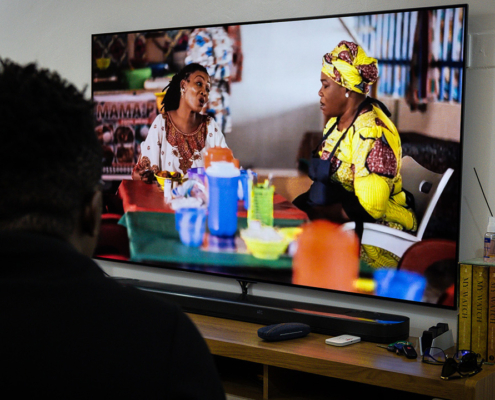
left=189, top=313, right=495, bottom=400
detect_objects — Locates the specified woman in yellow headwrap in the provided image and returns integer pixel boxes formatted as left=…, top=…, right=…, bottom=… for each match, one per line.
left=293, top=41, right=417, bottom=268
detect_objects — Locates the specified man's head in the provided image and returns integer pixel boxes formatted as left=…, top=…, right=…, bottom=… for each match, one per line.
left=0, top=59, right=103, bottom=256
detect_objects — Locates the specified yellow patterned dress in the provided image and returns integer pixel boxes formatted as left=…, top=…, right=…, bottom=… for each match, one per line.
left=320, top=104, right=417, bottom=268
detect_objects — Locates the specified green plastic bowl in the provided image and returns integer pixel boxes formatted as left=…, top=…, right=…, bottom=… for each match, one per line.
left=125, top=68, right=152, bottom=90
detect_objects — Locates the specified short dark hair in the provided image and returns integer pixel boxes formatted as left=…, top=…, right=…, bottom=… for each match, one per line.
left=0, top=59, right=102, bottom=237
left=162, top=63, right=209, bottom=111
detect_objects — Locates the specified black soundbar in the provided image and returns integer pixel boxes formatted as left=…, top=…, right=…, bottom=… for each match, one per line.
left=113, top=277, right=409, bottom=343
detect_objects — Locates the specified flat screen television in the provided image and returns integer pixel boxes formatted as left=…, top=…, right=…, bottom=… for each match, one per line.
left=92, top=4, right=467, bottom=332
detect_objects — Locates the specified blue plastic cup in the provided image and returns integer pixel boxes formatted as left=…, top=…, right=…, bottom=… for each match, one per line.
left=239, top=170, right=257, bottom=210
left=374, top=269, right=427, bottom=302
left=206, top=174, right=240, bottom=237
left=175, top=207, right=207, bottom=247
left=187, top=167, right=206, bottom=184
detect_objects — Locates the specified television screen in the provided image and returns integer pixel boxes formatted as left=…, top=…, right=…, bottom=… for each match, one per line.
left=92, top=4, right=467, bottom=309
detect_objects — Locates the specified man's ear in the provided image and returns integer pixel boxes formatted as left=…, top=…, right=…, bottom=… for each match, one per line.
left=81, top=190, right=103, bottom=238
left=68, top=190, right=103, bottom=257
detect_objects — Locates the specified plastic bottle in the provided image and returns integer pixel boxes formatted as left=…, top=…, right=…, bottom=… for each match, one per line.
left=163, top=178, right=172, bottom=202
left=483, top=216, right=495, bottom=263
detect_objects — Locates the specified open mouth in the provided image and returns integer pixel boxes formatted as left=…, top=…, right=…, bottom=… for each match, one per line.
left=198, top=96, right=206, bottom=107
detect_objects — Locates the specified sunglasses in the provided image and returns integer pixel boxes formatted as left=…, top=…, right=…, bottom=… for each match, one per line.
left=422, top=347, right=483, bottom=380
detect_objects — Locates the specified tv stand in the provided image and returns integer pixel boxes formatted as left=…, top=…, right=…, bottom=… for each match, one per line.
left=237, top=279, right=257, bottom=296
left=114, top=278, right=409, bottom=343
left=190, top=313, right=495, bottom=400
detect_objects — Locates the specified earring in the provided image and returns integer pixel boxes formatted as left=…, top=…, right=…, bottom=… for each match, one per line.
left=181, top=88, right=185, bottom=97
left=345, top=91, right=350, bottom=98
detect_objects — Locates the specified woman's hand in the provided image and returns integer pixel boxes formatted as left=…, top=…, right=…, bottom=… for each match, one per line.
left=131, top=167, right=155, bottom=184
left=131, top=155, right=156, bottom=184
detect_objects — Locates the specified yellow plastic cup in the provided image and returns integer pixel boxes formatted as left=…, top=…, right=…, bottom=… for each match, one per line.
left=247, top=181, right=274, bottom=227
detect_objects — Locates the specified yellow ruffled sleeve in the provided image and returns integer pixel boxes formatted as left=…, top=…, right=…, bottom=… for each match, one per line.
left=346, top=123, right=391, bottom=220
left=354, top=173, right=390, bottom=219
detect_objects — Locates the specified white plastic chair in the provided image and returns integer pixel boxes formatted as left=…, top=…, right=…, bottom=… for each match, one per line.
left=342, top=156, right=454, bottom=258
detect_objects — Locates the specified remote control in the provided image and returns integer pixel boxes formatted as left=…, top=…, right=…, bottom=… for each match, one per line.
left=325, top=335, right=361, bottom=347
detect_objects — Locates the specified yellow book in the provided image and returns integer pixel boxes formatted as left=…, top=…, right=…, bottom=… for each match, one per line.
left=458, top=263, right=472, bottom=351
left=487, top=266, right=495, bottom=363
left=471, top=264, right=489, bottom=359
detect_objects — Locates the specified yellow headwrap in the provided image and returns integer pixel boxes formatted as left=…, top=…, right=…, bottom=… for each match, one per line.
left=322, top=41, right=378, bottom=95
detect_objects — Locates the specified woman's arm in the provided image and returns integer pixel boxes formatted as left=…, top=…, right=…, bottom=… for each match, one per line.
left=354, top=173, right=390, bottom=219
left=132, top=115, right=164, bottom=182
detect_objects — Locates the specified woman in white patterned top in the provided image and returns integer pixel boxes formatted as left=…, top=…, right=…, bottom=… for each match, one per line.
left=132, top=63, right=229, bottom=181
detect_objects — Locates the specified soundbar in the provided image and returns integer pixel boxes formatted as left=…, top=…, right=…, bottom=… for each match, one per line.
left=113, top=277, right=409, bottom=343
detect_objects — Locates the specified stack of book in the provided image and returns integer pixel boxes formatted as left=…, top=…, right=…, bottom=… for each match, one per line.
left=458, top=258, right=495, bottom=362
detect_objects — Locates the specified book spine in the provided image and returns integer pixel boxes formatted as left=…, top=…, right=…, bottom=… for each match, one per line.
left=487, top=266, right=495, bottom=363
left=471, top=265, right=489, bottom=360
left=458, top=263, right=472, bottom=350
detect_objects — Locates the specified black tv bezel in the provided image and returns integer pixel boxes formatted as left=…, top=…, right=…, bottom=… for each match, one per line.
left=93, top=3, right=468, bottom=312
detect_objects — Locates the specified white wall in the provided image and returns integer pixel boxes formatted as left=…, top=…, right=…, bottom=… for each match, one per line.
left=228, top=19, right=348, bottom=168
left=2, top=0, right=495, bottom=338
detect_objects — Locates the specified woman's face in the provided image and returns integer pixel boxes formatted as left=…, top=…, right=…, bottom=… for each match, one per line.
left=318, top=72, right=347, bottom=121
left=181, top=71, right=211, bottom=113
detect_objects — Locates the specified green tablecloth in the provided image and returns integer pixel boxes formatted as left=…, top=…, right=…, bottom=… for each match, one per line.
left=119, top=212, right=305, bottom=269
